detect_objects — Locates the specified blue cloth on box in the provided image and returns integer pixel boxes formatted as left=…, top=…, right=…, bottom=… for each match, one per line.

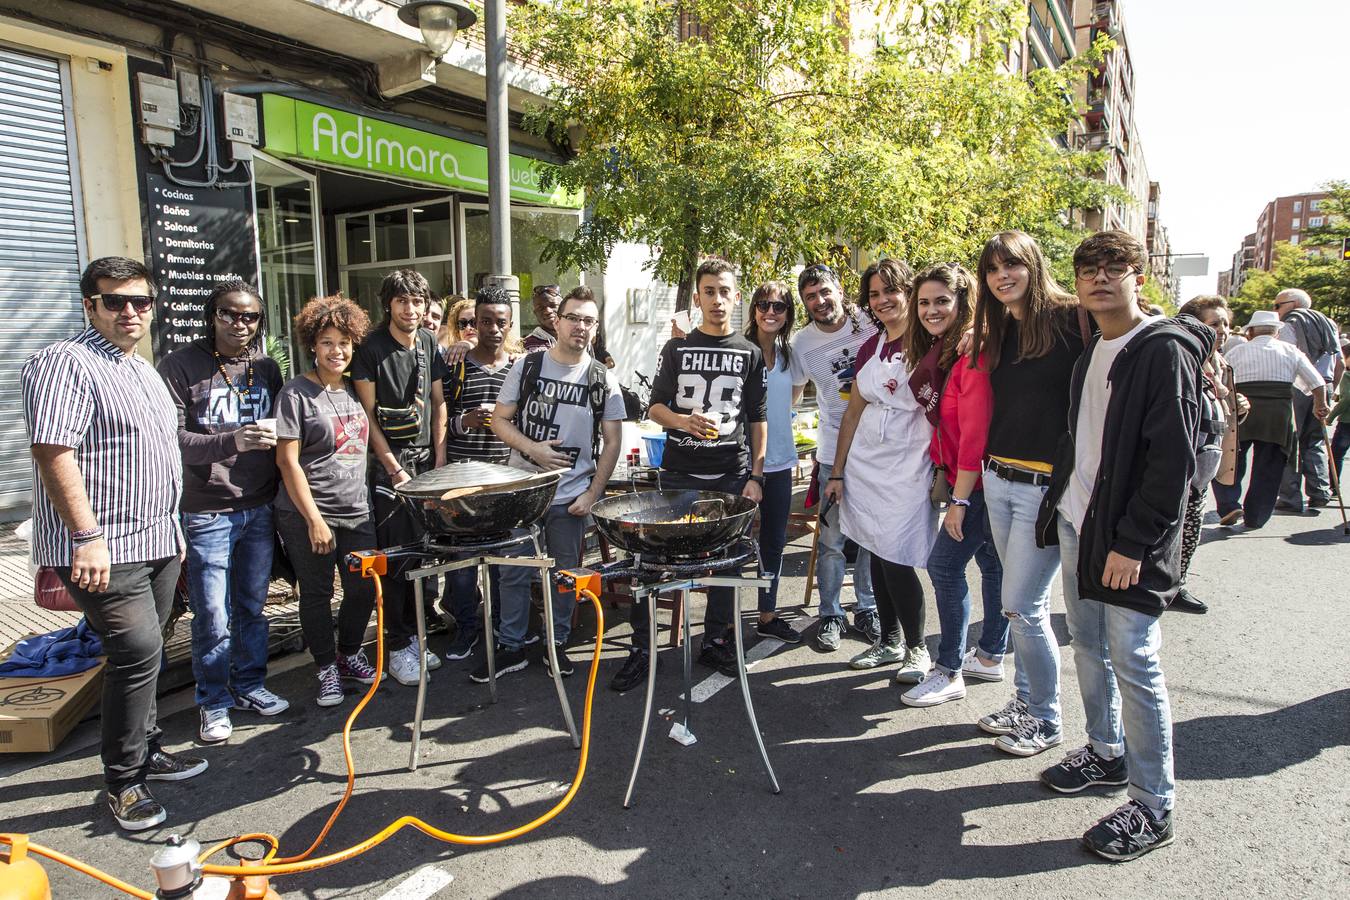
left=0, top=619, right=104, bottom=677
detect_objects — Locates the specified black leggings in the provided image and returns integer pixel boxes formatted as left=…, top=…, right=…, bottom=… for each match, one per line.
left=869, top=555, right=925, bottom=648
left=1179, top=486, right=1204, bottom=583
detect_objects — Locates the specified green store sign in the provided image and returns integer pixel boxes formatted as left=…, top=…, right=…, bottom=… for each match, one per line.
left=261, top=94, right=581, bottom=209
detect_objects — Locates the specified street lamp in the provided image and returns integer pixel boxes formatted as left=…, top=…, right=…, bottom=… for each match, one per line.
left=397, top=0, right=477, bottom=59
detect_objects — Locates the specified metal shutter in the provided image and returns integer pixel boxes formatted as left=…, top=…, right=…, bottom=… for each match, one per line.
left=0, top=46, right=85, bottom=510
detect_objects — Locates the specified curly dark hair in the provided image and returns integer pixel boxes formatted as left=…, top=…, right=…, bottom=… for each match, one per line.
left=293, top=294, right=371, bottom=353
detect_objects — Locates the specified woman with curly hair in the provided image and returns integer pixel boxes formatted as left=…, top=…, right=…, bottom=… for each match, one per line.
left=824, top=258, right=937, bottom=682
left=899, top=263, right=1005, bottom=709
left=274, top=295, right=382, bottom=708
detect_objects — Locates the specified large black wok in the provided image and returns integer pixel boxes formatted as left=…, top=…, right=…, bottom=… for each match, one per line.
left=395, top=461, right=561, bottom=537
left=590, top=490, right=757, bottom=558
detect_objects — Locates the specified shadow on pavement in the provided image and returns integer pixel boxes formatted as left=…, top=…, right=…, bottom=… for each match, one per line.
left=1174, top=688, right=1350, bottom=781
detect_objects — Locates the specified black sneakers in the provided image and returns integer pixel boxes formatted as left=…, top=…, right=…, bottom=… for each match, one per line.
left=469, top=645, right=529, bottom=683
left=610, top=648, right=652, bottom=692
left=1082, top=800, right=1174, bottom=861
left=853, top=609, right=882, bottom=645
left=146, top=748, right=208, bottom=782
left=697, top=639, right=738, bottom=677
left=755, top=616, right=803, bottom=644
left=107, top=783, right=167, bottom=831
left=1040, top=745, right=1129, bottom=794
left=543, top=642, right=574, bottom=678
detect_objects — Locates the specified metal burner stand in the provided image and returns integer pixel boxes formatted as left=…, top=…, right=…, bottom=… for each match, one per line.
left=603, top=539, right=781, bottom=807
left=396, top=525, right=577, bottom=772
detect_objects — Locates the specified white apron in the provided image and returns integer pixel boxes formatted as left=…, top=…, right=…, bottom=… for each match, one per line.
left=839, top=338, right=937, bottom=566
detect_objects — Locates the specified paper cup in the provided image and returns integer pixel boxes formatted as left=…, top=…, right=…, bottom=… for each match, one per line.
left=255, top=418, right=277, bottom=435
left=672, top=310, right=693, bottom=335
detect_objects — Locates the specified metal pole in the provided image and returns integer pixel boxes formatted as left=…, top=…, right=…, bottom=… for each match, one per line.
left=485, top=0, right=511, bottom=279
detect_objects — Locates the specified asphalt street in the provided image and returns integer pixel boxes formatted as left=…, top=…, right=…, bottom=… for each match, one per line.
left=2, top=500, right=1347, bottom=898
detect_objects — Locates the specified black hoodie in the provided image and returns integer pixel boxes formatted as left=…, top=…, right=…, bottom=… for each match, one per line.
left=1035, top=315, right=1214, bottom=616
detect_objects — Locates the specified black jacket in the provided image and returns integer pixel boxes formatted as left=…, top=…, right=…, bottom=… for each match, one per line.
left=1035, top=316, right=1213, bottom=616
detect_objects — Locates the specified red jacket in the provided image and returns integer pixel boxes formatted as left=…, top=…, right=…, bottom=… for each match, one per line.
left=930, top=354, right=993, bottom=488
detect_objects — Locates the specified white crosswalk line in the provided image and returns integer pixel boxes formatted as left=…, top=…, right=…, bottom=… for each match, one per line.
left=377, top=866, right=454, bottom=900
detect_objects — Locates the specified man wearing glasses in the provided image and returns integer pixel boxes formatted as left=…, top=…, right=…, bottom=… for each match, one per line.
left=492, top=285, right=625, bottom=679
left=22, top=257, right=206, bottom=832
left=523, top=284, right=563, bottom=352
left=1271, top=288, right=1342, bottom=512
left=157, top=278, right=288, bottom=746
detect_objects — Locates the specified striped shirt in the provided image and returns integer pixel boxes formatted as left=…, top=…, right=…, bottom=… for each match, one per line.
left=1226, top=335, right=1324, bottom=394
left=22, top=327, right=184, bottom=566
left=445, top=355, right=512, bottom=463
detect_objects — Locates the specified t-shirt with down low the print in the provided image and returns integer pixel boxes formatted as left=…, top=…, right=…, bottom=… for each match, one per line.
left=648, top=330, right=767, bottom=477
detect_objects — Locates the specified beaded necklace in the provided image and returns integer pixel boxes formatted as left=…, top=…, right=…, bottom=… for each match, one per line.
left=213, top=349, right=254, bottom=403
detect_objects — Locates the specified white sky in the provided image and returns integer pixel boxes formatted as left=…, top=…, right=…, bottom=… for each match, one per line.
left=1123, top=0, right=1349, bottom=296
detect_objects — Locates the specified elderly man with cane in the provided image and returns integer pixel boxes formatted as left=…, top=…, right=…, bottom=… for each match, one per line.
left=1216, top=310, right=1329, bottom=530
left=1272, top=288, right=1342, bottom=512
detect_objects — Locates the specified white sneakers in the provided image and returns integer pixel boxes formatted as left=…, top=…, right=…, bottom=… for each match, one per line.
left=893, top=645, right=931, bottom=685
left=901, top=669, right=967, bottom=707
left=199, top=707, right=232, bottom=743
left=234, top=687, right=290, bottom=717
left=389, top=640, right=442, bottom=686
left=961, top=647, right=1004, bottom=682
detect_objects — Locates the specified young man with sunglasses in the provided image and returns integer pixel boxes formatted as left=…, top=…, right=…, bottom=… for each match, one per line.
left=1034, top=231, right=1211, bottom=860
left=157, top=279, right=288, bottom=744
left=491, top=285, right=624, bottom=679
left=23, top=257, right=206, bottom=831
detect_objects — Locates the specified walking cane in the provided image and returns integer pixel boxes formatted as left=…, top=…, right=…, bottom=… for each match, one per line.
left=1321, top=426, right=1350, bottom=536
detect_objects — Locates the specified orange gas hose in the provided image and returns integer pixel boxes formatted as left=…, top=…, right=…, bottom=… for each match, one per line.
left=2, top=572, right=604, bottom=894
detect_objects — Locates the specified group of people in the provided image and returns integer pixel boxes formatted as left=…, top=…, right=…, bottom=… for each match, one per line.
left=22, top=227, right=1342, bottom=861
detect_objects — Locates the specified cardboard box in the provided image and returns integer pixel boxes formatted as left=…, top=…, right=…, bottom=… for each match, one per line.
left=0, top=662, right=105, bottom=753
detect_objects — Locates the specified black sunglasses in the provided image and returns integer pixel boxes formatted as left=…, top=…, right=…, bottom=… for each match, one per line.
left=457, top=318, right=475, bottom=329
left=90, top=293, right=155, bottom=313
left=754, top=300, right=790, bottom=314
left=215, top=308, right=262, bottom=326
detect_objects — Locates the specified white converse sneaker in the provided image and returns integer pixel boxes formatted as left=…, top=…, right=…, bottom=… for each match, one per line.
left=893, top=644, right=931, bottom=685
left=901, top=669, right=967, bottom=707
left=199, top=707, right=232, bottom=743
left=234, top=687, right=289, bottom=716
left=961, top=647, right=1005, bottom=682
left=389, top=643, right=427, bottom=686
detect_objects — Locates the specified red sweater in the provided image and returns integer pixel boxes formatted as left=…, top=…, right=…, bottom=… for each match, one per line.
left=930, top=354, right=993, bottom=488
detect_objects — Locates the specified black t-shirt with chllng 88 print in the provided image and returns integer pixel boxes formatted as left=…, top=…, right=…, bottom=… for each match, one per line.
left=649, top=329, right=768, bottom=477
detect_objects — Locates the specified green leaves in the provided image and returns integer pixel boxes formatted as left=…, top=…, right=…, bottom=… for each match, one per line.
left=513, top=0, right=1116, bottom=293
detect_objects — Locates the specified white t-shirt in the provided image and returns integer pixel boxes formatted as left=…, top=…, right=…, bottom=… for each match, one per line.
left=1059, top=316, right=1161, bottom=532
left=789, top=315, right=877, bottom=466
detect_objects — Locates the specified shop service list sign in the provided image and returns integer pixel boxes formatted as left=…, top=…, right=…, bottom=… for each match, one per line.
left=146, top=172, right=259, bottom=359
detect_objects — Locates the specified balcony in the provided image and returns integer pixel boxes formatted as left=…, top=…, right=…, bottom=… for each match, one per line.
left=1027, top=3, right=1063, bottom=69
left=1048, top=0, right=1074, bottom=49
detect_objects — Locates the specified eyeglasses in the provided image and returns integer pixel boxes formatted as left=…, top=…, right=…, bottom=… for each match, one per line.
left=90, top=294, right=155, bottom=313
left=215, top=308, right=262, bottom=326
left=1272, top=299, right=1296, bottom=309
left=754, top=300, right=790, bottom=314
left=560, top=313, right=598, bottom=329
left=1074, top=263, right=1135, bottom=281
left=457, top=318, right=476, bottom=330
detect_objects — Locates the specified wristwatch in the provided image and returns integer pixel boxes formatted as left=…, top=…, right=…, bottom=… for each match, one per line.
left=950, top=497, right=971, bottom=508
left=748, top=474, right=765, bottom=486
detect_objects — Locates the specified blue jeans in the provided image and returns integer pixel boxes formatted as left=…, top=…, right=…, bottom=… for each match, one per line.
left=926, top=488, right=1007, bottom=673
left=757, top=469, right=793, bottom=613
left=982, top=469, right=1059, bottom=726
left=183, top=506, right=274, bottom=711
left=498, top=502, right=589, bottom=650
left=814, top=460, right=874, bottom=618
left=1058, top=518, right=1175, bottom=812
left=442, top=561, right=501, bottom=641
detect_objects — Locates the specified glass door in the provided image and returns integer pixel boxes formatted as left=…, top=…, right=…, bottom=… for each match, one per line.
left=253, top=153, right=322, bottom=375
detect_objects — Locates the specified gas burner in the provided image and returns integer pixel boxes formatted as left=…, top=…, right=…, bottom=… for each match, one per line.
left=563, top=539, right=762, bottom=587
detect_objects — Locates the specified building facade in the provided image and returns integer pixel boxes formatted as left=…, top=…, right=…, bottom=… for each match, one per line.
left=1254, top=191, right=1332, bottom=271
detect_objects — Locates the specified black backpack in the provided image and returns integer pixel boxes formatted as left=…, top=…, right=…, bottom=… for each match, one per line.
left=515, top=350, right=612, bottom=459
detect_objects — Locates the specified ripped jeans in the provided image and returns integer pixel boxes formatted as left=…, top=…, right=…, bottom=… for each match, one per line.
left=982, top=468, right=1061, bottom=728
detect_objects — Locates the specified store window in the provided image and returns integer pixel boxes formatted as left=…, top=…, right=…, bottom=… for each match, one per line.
left=254, top=154, right=320, bottom=372
left=461, top=204, right=583, bottom=331
left=337, top=199, right=455, bottom=323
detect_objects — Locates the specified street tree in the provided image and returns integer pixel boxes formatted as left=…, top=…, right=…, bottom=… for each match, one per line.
left=512, top=0, right=1121, bottom=305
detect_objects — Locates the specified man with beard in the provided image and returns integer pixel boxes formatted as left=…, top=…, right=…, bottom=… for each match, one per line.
left=791, top=264, right=879, bottom=651
left=352, top=269, right=448, bottom=686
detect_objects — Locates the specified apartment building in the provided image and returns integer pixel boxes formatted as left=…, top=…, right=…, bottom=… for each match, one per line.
left=1222, top=193, right=1335, bottom=296
left=1146, top=182, right=1179, bottom=301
